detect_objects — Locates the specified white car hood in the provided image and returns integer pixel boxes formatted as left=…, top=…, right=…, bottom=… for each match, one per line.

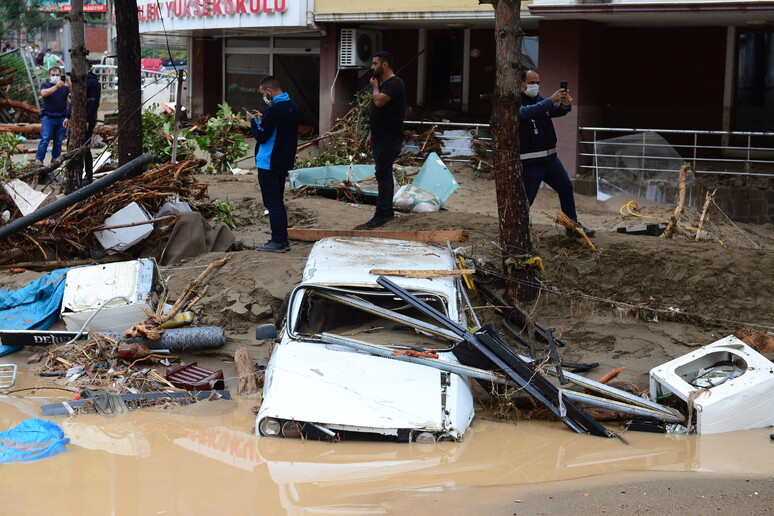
left=259, top=339, right=468, bottom=434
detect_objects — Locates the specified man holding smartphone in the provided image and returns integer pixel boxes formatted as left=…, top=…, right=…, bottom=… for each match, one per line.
left=519, top=69, right=594, bottom=237
left=246, top=76, right=300, bottom=253
left=35, top=67, right=70, bottom=171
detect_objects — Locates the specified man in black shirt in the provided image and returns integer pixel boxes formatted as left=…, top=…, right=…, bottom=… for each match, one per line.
left=361, top=51, right=405, bottom=228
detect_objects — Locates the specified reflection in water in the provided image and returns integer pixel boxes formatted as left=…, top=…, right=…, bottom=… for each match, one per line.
left=0, top=375, right=772, bottom=515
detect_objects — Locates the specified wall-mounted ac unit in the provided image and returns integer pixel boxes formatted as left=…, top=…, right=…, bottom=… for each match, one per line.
left=339, top=29, right=381, bottom=69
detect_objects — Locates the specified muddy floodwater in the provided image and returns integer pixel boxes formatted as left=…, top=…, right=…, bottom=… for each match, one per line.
left=0, top=368, right=772, bottom=515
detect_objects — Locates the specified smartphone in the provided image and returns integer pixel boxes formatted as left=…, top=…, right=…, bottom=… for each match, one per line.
left=560, top=81, right=568, bottom=91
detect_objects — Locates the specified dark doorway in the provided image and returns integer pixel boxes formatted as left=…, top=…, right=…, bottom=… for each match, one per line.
left=427, top=30, right=464, bottom=110
left=273, top=54, right=320, bottom=130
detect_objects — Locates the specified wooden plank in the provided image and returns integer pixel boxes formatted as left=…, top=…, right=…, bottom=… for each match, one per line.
left=370, top=269, right=475, bottom=278
left=287, top=228, right=469, bottom=243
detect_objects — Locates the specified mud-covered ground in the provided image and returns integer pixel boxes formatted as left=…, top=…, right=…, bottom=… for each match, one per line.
left=165, top=164, right=774, bottom=392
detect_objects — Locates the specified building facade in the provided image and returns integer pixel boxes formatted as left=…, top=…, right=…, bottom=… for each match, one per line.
left=138, top=0, right=774, bottom=177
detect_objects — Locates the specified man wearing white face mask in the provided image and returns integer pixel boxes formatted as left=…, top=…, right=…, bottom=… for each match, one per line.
left=519, top=68, right=594, bottom=237
left=247, top=76, right=300, bottom=253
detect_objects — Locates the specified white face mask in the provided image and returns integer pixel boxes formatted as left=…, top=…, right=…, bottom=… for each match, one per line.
left=524, top=84, right=539, bottom=98
left=263, top=95, right=272, bottom=105
left=50, top=75, right=60, bottom=84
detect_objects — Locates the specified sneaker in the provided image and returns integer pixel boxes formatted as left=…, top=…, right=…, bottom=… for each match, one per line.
left=256, top=241, right=291, bottom=253
left=566, top=221, right=596, bottom=238
left=360, top=215, right=394, bottom=229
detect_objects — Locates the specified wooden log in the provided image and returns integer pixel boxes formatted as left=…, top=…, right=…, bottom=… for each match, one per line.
left=0, top=255, right=123, bottom=270
left=695, top=188, right=717, bottom=241
left=369, top=268, right=475, bottom=278
left=0, top=123, right=41, bottom=136
left=235, top=347, right=258, bottom=395
left=287, top=227, right=469, bottom=243
left=662, top=163, right=690, bottom=239
left=0, top=99, right=40, bottom=116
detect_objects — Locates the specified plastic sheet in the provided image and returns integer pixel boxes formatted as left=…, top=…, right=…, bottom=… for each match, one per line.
left=0, top=418, right=69, bottom=463
left=0, top=268, right=71, bottom=357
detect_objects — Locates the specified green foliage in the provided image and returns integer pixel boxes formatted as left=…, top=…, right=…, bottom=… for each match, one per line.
left=294, top=90, right=372, bottom=169
left=207, top=198, right=238, bottom=229
left=195, top=103, right=250, bottom=174
left=0, top=132, right=23, bottom=177
left=141, top=106, right=197, bottom=165
left=0, top=0, right=43, bottom=40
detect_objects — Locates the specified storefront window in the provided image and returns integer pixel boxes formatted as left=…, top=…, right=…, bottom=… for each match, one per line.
left=735, top=30, right=774, bottom=133
left=225, top=53, right=270, bottom=112
left=225, top=37, right=320, bottom=127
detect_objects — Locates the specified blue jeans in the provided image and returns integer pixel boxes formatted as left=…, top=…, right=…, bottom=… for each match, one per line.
left=372, top=140, right=402, bottom=219
left=36, top=115, right=66, bottom=163
left=522, top=155, right=578, bottom=222
left=257, top=168, right=288, bottom=244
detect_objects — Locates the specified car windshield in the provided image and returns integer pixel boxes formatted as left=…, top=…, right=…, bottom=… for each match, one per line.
left=290, top=285, right=457, bottom=350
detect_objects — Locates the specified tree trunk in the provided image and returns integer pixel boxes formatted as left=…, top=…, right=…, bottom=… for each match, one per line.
left=65, top=0, right=88, bottom=194
left=115, top=0, right=143, bottom=165
left=490, top=0, right=536, bottom=302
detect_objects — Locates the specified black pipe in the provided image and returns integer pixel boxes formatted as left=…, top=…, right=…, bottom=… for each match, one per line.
left=0, top=153, right=155, bottom=242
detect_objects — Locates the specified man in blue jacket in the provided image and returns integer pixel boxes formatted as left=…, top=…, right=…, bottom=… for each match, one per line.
left=519, top=69, right=594, bottom=237
left=248, top=76, right=300, bottom=253
left=36, top=67, right=70, bottom=168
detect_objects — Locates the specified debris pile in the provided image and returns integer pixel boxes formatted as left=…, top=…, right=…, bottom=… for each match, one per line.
left=0, top=159, right=208, bottom=264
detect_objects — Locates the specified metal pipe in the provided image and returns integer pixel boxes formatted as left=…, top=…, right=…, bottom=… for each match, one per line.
left=531, top=358, right=675, bottom=415
left=314, top=289, right=460, bottom=343
left=320, top=332, right=503, bottom=383
left=580, top=127, right=774, bottom=136
left=559, top=390, right=682, bottom=423
left=0, top=153, right=155, bottom=241
left=321, top=333, right=682, bottom=424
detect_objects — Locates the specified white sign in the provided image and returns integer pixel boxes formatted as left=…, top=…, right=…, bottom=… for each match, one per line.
left=138, top=0, right=307, bottom=32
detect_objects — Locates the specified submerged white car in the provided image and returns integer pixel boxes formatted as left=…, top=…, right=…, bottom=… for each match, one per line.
left=255, top=237, right=475, bottom=443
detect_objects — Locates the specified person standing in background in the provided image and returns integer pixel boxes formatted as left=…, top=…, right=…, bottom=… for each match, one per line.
left=36, top=67, right=70, bottom=170
left=361, top=51, right=405, bottom=229
left=43, top=49, right=64, bottom=69
left=519, top=68, right=595, bottom=237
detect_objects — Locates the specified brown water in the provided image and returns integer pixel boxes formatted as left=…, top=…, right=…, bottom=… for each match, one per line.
left=0, top=368, right=772, bottom=515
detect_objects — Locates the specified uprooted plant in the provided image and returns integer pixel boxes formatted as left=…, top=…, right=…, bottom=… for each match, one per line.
left=195, top=103, right=250, bottom=174
left=142, top=106, right=197, bottom=165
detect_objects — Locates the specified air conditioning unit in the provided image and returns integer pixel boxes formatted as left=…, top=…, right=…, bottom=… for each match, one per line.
left=339, top=29, right=381, bottom=69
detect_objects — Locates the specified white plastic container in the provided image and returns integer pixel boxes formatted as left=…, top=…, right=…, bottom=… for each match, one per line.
left=649, top=335, right=774, bottom=434
left=93, top=202, right=153, bottom=252
left=60, top=258, right=165, bottom=333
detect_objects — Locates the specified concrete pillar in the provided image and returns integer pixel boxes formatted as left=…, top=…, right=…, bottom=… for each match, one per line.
left=537, top=20, right=606, bottom=178
left=190, top=37, right=222, bottom=115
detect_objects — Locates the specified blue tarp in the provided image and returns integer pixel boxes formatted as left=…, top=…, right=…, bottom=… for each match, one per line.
left=0, top=418, right=69, bottom=463
left=0, top=268, right=70, bottom=356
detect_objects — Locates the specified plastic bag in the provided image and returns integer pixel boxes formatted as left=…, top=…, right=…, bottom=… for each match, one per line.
left=0, top=418, right=69, bottom=463
left=392, top=184, right=441, bottom=213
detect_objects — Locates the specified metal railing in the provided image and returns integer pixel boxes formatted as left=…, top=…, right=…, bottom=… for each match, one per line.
left=0, top=48, right=44, bottom=112
left=579, top=126, right=774, bottom=178
left=91, top=64, right=180, bottom=110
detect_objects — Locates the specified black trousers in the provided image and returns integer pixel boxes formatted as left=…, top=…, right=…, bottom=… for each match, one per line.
left=372, top=139, right=402, bottom=219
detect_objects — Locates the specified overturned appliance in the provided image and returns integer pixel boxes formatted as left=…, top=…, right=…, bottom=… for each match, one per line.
left=255, top=237, right=475, bottom=443
left=649, top=336, right=774, bottom=434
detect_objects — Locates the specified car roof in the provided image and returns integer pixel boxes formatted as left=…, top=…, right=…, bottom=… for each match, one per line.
left=301, top=237, right=459, bottom=297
